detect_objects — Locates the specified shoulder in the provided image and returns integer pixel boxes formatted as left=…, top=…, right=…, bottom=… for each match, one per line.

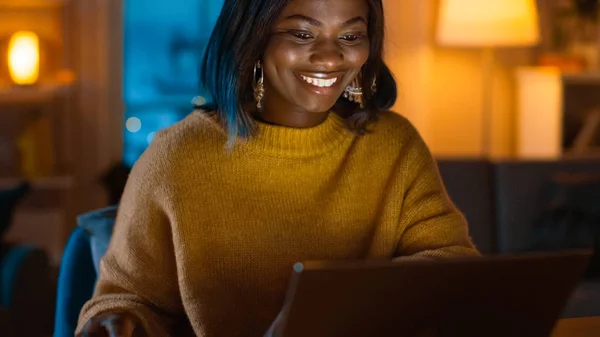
left=366, top=111, right=438, bottom=180
left=372, top=111, right=420, bottom=140
left=359, top=110, right=435, bottom=169
left=147, top=109, right=227, bottom=157
left=366, top=110, right=427, bottom=151
left=153, top=109, right=226, bottom=150
left=129, top=110, right=226, bottom=181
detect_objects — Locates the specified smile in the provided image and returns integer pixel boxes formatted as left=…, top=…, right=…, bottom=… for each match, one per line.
left=299, top=75, right=338, bottom=88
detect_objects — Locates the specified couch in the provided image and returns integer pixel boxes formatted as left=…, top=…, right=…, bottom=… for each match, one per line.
left=437, top=157, right=600, bottom=317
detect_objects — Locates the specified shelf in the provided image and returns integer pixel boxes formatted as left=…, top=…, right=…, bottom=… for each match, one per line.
left=0, top=83, right=73, bottom=106
left=0, top=176, right=74, bottom=190
left=0, top=0, right=69, bottom=9
left=562, top=72, right=600, bottom=85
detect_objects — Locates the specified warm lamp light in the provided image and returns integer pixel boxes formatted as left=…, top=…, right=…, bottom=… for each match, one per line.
left=516, top=67, right=562, bottom=159
left=8, top=31, right=40, bottom=85
left=437, top=0, right=540, bottom=47
left=436, top=0, right=540, bottom=156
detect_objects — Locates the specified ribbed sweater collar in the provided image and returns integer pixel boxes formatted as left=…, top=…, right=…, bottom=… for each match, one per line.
left=240, top=112, right=352, bottom=158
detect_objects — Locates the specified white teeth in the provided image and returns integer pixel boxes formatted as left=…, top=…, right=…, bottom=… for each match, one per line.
left=300, top=75, right=337, bottom=88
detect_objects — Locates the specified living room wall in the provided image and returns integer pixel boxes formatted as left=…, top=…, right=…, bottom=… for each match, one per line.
left=383, top=0, right=537, bottom=158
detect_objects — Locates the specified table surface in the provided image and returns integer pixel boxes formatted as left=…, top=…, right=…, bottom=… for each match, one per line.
left=552, top=317, right=600, bottom=337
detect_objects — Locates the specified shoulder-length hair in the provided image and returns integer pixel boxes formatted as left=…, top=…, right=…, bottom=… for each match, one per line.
left=199, top=0, right=397, bottom=141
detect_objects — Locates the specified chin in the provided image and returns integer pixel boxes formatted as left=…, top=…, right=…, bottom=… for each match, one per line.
left=297, top=98, right=341, bottom=114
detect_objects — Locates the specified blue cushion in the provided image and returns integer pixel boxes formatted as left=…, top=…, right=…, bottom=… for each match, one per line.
left=54, top=227, right=97, bottom=337
left=0, top=245, right=36, bottom=307
left=77, top=205, right=118, bottom=274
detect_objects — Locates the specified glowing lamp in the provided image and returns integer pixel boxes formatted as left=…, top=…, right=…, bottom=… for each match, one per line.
left=436, top=0, right=540, bottom=156
left=8, top=31, right=40, bottom=85
left=437, top=0, right=540, bottom=47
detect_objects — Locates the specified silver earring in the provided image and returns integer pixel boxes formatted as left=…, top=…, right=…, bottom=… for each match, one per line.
left=344, top=76, right=364, bottom=108
left=252, top=60, right=265, bottom=109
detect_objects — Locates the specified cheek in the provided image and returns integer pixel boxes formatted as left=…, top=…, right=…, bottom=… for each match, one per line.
left=263, top=38, right=305, bottom=76
left=345, top=42, right=370, bottom=68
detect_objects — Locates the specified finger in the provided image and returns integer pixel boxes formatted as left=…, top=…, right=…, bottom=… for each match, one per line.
left=80, top=320, right=109, bottom=337
left=101, top=315, right=137, bottom=337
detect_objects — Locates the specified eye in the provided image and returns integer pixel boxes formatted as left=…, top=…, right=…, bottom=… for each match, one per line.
left=288, top=30, right=314, bottom=40
left=340, top=34, right=364, bottom=43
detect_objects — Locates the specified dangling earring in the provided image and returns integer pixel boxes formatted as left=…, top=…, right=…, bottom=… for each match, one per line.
left=253, top=60, right=265, bottom=110
left=344, top=76, right=364, bottom=108
left=344, top=75, right=378, bottom=108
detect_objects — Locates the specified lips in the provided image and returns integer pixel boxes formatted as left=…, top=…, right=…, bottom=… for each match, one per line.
left=300, top=75, right=338, bottom=88
left=295, top=72, right=343, bottom=95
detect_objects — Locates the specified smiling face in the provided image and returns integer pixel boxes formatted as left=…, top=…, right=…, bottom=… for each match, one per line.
left=259, top=0, right=370, bottom=127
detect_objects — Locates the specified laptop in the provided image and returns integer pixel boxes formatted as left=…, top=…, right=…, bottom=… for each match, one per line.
left=276, top=250, right=592, bottom=337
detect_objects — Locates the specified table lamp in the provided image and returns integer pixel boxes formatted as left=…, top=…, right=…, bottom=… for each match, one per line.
left=7, top=31, right=40, bottom=86
left=436, top=0, right=540, bottom=156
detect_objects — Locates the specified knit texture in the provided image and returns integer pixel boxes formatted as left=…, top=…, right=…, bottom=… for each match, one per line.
left=77, top=110, right=479, bottom=337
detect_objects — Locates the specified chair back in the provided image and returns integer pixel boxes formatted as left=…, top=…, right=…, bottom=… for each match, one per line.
left=53, top=206, right=117, bottom=337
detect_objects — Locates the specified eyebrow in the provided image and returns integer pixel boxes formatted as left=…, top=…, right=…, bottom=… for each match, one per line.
left=283, top=14, right=367, bottom=28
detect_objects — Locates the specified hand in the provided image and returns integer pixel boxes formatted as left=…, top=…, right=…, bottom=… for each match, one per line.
left=78, top=312, right=140, bottom=337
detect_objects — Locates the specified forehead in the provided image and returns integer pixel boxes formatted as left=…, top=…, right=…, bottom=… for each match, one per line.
left=278, top=0, right=369, bottom=23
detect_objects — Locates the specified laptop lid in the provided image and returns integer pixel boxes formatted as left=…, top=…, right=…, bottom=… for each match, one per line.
left=277, top=250, right=592, bottom=337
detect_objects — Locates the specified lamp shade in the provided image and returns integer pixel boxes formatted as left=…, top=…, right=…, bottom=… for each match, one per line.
left=437, top=0, right=540, bottom=47
left=7, top=31, right=40, bottom=85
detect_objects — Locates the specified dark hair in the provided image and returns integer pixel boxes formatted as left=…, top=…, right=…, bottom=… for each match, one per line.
left=199, top=0, right=397, bottom=141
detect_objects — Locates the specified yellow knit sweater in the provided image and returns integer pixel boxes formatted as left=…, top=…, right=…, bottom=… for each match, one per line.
left=77, top=110, right=478, bottom=337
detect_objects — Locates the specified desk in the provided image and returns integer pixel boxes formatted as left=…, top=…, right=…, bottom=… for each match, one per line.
left=552, top=317, right=600, bottom=337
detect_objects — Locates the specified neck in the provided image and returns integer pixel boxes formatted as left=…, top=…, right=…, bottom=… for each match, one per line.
left=256, top=94, right=330, bottom=128
left=257, top=108, right=330, bottom=128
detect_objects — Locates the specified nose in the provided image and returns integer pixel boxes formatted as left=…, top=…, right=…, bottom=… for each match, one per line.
left=309, top=40, right=344, bottom=70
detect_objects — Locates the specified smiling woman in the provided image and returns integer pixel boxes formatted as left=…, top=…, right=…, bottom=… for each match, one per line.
left=76, top=0, right=479, bottom=336
left=261, top=1, right=372, bottom=126
left=199, top=0, right=396, bottom=138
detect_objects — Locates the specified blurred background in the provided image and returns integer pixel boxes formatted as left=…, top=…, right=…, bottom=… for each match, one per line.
left=0, top=0, right=599, bottom=336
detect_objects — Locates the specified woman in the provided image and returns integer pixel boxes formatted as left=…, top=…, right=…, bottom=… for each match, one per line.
left=78, top=0, right=479, bottom=336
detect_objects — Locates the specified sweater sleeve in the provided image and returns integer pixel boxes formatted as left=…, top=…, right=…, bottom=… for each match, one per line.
left=394, top=122, right=480, bottom=260
left=76, top=132, right=184, bottom=336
